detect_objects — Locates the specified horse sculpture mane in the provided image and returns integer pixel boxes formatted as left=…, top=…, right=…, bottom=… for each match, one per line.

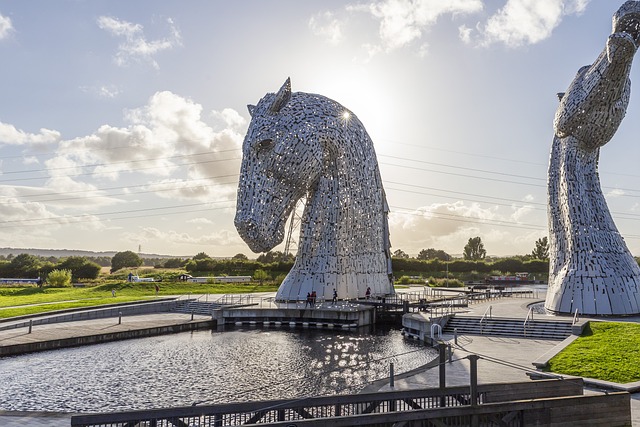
left=235, top=78, right=395, bottom=301
left=546, top=1, right=640, bottom=315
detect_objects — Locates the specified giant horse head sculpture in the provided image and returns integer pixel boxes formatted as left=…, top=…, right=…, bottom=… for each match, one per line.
left=235, top=78, right=395, bottom=301
left=546, top=1, right=640, bottom=315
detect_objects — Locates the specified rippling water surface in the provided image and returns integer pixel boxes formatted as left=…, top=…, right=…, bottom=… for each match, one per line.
left=0, top=326, right=437, bottom=412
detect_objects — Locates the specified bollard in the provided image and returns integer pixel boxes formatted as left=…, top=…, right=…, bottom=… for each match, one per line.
left=469, top=354, right=480, bottom=406
left=28, top=319, right=33, bottom=334
left=118, top=311, right=122, bottom=325
left=191, top=311, right=194, bottom=321
left=454, top=328, right=458, bottom=345
left=448, top=343, right=453, bottom=363
left=438, top=341, right=446, bottom=407
left=469, top=354, right=480, bottom=427
left=389, top=362, right=394, bottom=388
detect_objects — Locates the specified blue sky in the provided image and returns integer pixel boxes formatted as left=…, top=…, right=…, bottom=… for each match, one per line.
left=1, top=0, right=640, bottom=258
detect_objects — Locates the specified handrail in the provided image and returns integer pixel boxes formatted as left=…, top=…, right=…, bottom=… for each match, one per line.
left=523, top=306, right=534, bottom=336
left=479, top=305, right=492, bottom=333
left=572, top=308, right=580, bottom=325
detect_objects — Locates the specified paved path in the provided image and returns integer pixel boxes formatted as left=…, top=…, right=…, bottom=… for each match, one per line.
left=377, top=292, right=640, bottom=426
left=1, top=289, right=640, bottom=426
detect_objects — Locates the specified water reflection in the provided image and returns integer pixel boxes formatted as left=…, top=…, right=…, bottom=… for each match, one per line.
left=0, top=327, right=437, bottom=412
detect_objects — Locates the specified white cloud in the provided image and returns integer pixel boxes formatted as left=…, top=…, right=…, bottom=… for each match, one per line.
left=388, top=200, right=545, bottom=256
left=188, top=217, right=213, bottom=225
left=123, top=226, right=243, bottom=246
left=80, top=84, right=122, bottom=99
left=97, top=16, right=182, bottom=69
left=607, top=188, right=625, bottom=198
left=23, top=156, right=39, bottom=165
left=473, top=0, right=591, bottom=47
left=46, top=92, right=243, bottom=199
left=0, top=13, right=13, bottom=40
left=458, top=24, right=473, bottom=43
left=309, top=11, right=345, bottom=44
left=0, top=122, right=61, bottom=145
left=348, top=0, right=483, bottom=53
left=389, top=201, right=497, bottom=252
left=210, top=108, right=247, bottom=131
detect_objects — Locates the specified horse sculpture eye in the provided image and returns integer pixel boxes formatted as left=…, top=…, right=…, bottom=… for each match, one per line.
left=258, top=139, right=274, bottom=151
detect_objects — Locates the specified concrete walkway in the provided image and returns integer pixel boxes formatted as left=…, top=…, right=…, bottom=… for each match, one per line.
left=377, top=292, right=640, bottom=426
left=2, top=290, right=640, bottom=426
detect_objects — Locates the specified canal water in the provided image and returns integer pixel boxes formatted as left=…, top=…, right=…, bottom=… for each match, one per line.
left=0, top=326, right=437, bottom=413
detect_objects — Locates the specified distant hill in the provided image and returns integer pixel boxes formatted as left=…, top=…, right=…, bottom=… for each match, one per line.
left=0, top=248, right=184, bottom=259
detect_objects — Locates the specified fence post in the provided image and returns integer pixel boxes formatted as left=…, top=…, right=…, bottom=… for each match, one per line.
left=469, top=354, right=480, bottom=406
left=389, top=362, right=395, bottom=388
left=439, top=341, right=446, bottom=407
left=469, top=354, right=480, bottom=427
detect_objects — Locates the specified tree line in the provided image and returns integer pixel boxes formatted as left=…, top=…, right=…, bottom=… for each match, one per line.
left=392, top=236, right=550, bottom=262
left=0, top=237, right=553, bottom=284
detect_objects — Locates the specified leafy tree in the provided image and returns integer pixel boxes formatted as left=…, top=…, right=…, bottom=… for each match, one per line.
left=57, top=256, right=101, bottom=280
left=257, top=251, right=294, bottom=263
left=8, top=253, right=43, bottom=277
left=531, top=236, right=549, bottom=260
left=253, top=269, right=269, bottom=284
left=111, top=251, right=143, bottom=273
left=417, top=248, right=450, bottom=261
left=232, top=253, right=249, bottom=260
left=524, top=259, right=549, bottom=273
left=193, top=252, right=211, bottom=260
left=491, top=258, right=524, bottom=274
left=47, top=269, right=72, bottom=287
left=392, top=249, right=410, bottom=259
left=162, top=258, right=185, bottom=268
left=463, top=237, right=486, bottom=261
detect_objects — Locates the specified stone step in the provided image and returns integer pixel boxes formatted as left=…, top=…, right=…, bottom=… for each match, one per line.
left=443, top=316, right=572, bottom=340
left=173, top=300, right=219, bottom=315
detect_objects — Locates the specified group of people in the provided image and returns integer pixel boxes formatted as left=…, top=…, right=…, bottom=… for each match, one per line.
left=305, top=291, right=317, bottom=308
left=304, top=287, right=371, bottom=307
left=304, top=288, right=339, bottom=307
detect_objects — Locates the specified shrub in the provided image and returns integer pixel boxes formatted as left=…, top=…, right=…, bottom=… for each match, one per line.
left=47, top=269, right=72, bottom=287
left=428, top=277, right=464, bottom=288
left=398, top=275, right=411, bottom=285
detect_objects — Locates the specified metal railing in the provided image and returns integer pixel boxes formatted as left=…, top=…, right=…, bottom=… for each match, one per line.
left=523, top=306, right=534, bottom=336
left=71, top=378, right=598, bottom=427
left=478, top=305, right=492, bottom=333
left=72, top=386, right=487, bottom=427
left=572, top=308, right=580, bottom=325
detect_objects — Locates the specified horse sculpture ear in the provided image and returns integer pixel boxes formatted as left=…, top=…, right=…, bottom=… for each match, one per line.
left=248, top=104, right=256, bottom=117
left=269, top=77, right=292, bottom=114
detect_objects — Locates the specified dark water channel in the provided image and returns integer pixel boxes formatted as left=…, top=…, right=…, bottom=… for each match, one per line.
left=0, top=326, right=437, bottom=413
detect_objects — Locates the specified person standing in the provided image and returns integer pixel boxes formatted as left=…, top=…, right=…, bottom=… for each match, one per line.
left=332, top=289, right=337, bottom=305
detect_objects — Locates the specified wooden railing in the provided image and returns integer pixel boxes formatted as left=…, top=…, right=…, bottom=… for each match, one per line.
left=71, top=379, right=591, bottom=427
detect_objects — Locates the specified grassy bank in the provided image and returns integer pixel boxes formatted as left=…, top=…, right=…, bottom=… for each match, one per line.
left=0, top=281, right=279, bottom=319
left=547, top=321, right=640, bottom=383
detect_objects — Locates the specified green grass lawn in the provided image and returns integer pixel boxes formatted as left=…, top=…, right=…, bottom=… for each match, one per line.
left=547, top=321, right=640, bottom=384
left=0, top=281, right=279, bottom=319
